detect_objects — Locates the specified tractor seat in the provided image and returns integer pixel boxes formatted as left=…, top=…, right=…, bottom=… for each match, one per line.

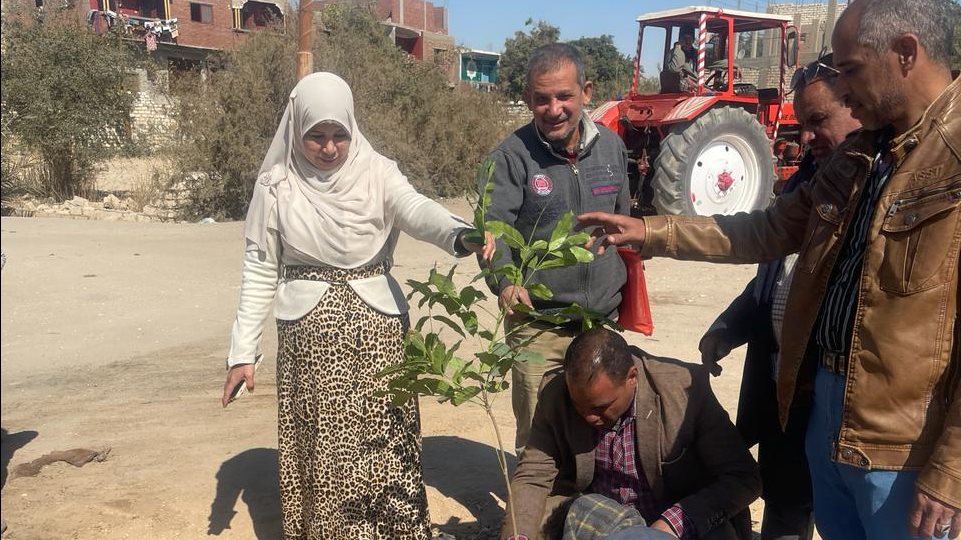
left=660, top=70, right=696, bottom=93
left=758, top=88, right=781, bottom=101
left=660, top=70, right=682, bottom=93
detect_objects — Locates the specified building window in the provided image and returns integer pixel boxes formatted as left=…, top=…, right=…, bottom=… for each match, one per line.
left=190, top=2, right=213, bottom=24
left=240, top=1, right=281, bottom=29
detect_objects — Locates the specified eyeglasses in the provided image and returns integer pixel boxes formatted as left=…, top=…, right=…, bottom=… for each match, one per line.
left=790, top=49, right=840, bottom=91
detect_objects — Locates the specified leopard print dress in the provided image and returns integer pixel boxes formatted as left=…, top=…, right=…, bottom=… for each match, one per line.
left=276, top=263, right=429, bottom=540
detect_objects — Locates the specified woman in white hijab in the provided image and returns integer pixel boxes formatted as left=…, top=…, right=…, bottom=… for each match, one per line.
left=221, top=72, right=492, bottom=540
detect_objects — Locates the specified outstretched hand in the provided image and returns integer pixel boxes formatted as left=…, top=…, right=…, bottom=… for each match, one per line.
left=576, top=212, right=647, bottom=256
left=461, top=230, right=496, bottom=263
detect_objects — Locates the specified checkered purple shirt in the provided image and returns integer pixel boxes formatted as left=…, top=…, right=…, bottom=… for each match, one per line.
left=590, top=402, right=693, bottom=538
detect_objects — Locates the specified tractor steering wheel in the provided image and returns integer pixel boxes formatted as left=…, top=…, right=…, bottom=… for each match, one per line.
left=705, top=61, right=741, bottom=91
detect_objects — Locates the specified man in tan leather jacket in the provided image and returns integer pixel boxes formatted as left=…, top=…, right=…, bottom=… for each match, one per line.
left=579, top=1, right=959, bottom=539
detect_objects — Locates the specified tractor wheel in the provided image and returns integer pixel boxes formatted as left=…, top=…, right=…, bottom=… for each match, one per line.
left=650, top=106, right=774, bottom=216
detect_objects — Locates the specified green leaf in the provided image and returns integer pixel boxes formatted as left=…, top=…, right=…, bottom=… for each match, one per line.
left=405, top=331, right=426, bottom=354
left=476, top=351, right=501, bottom=366
left=494, top=264, right=522, bottom=285
left=536, top=254, right=576, bottom=271
left=496, top=357, right=516, bottom=376
left=527, top=283, right=553, bottom=300
left=462, top=371, right=488, bottom=384
left=486, top=220, right=526, bottom=250
left=471, top=269, right=492, bottom=283
left=428, top=268, right=458, bottom=298
left=414, top=315, right=431, bottom=332
left=485, top=158, right=496, bottom=183
left=549, top=211, right=575, bottom=251
left=406, top=279, right=433, bottom=298
left=437, top=297, right=462, bottom=314
left=485, top=380, right=510, bottom=393
left=568, top=246, right=595, bottom=263
left=425, top=334, right=449, bottom=374
left=457, top=311, right=479, bottom=335
left=422, top=377, right=452, bottom=395
left=532, top=313, right=569, bottom=325
left=490, top=341, right=512, bottom=357
left=432, top=315, right=466, bottom=338
left=512, top=303, right=534, bottom=315
left=452, top=386, right=482, bottom=406
left=515, top=350, right=544, bottom=365
left=458, top=287, right=486, bottom=308
left=566, top=231, right=592, bottom=247
left=519, top=245, right=533, bottom=266
left=447, top=356, right=466, bottom=375
left=475, top=173, right=495, bottom=229
left=390, top=390, right=413, bottom=406
left=530, top=239, right=548, bottom=252
left=461, top=229, right=484, bottom=246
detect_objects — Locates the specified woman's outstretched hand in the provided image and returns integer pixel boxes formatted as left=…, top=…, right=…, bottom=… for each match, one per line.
left=576, top=212, right=647, bottom=256
left=461, top=230, right=496, bottom=263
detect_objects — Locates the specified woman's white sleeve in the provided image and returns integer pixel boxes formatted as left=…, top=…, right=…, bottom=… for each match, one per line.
left=385, top=166, right=471, bottom=255
left=226, top=229, right=280, bottom=367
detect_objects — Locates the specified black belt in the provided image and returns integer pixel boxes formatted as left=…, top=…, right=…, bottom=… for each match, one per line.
left=819, top=350, right=848, bottom=374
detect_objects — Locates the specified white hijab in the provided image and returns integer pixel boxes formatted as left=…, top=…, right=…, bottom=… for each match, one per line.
left=244, top=72, right=397, bottom=268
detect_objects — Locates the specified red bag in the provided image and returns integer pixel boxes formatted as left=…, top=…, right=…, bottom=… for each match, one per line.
left=617, top=247, right=654, bottom=335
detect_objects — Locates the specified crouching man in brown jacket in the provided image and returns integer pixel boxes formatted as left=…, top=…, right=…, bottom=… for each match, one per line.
left=502, top=328, right=760, bottom=540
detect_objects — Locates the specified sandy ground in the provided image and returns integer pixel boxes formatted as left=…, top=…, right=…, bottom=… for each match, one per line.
left=1, top=199, right=772, bottom=540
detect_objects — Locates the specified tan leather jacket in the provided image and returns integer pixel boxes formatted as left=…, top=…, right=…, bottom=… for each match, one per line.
left=640, top=76, right=961, bottom=507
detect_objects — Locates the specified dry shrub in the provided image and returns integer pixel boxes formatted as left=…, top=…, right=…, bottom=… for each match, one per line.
left=169, top=28, right=297, bottom=220
left=171, top=6, right=514, bottom=219
left=315, top=6, right=514, bottom=198
left=1, top=151, right=52, bottom=210
left=127, top=173, right=166, bottom=212
left=1, top=10, right=136, bottom=201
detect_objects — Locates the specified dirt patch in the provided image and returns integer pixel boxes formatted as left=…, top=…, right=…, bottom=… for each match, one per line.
left=0, top=207, right=790, bottom=539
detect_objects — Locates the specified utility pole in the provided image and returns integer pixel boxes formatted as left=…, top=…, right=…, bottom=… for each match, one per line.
left=297, top=0, right=315, bottom=80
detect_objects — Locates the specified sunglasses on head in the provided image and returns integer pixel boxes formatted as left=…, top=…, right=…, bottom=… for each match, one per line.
left=790, top=49, right=840, bottom=92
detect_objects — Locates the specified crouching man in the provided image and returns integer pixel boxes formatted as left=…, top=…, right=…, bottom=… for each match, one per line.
left=502, top=328, right=760, bottom=540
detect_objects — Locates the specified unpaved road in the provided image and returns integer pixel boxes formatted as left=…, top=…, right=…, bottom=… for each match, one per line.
left=1, top=201, right=765, bottom=540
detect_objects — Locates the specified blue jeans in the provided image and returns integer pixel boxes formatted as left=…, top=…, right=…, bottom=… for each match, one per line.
left=805, top=368, right=948, bottom=540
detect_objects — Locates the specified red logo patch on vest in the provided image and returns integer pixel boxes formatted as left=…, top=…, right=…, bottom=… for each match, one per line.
left=530, top=174, right=554, bottom=196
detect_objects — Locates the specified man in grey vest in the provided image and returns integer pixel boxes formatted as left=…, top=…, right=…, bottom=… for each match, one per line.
left=479, top=43, right=631, bottom=454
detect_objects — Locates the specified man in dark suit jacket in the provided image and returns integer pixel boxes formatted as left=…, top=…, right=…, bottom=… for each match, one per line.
left=502, top=328, right=760, bottom=540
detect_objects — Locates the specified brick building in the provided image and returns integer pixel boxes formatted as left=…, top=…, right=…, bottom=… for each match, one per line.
left=3, top=0, right=287, bottom=54
left=313, top=0, right=456, bottom=81
left=769, top=0, right=848, bottom=58
left=723, top=1, right=848, bottom=88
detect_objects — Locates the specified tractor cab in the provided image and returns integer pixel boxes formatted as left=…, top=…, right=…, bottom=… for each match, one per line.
left=593, top=6, right=803, bottom=216
left=637, top=6, right=799, bottom=99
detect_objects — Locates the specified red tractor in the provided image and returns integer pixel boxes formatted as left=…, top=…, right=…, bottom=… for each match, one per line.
left=592, top=6, right=802, bottom=216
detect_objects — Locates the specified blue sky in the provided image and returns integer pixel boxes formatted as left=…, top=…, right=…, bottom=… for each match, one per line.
left=446, top=0, right=779, bottom=74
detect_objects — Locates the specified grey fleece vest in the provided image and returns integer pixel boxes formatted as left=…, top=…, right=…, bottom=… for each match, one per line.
left=481, top=118, right=630, bottom=319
